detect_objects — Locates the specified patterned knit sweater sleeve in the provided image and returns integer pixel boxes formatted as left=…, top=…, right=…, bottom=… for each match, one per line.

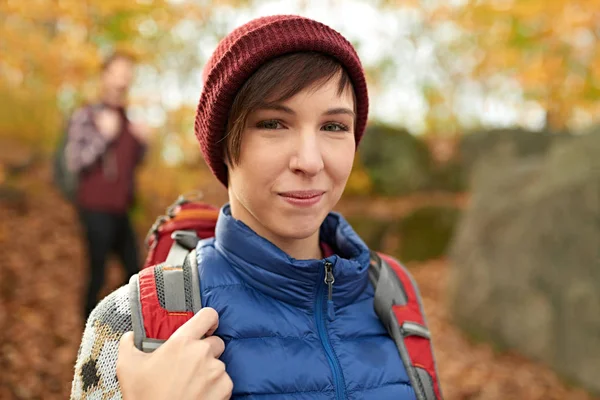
left=70, top=285, right=132, bottom=399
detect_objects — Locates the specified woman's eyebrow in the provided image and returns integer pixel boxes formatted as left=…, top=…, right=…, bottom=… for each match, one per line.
left=256, top=104, right=295, bottom=114
left=323, top=108, right=355, bottom=118
left=255, top=105, right=355, bottom=118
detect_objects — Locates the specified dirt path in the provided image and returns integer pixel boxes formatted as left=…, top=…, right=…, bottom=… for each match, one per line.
left=0, top=163, right=596, bottom=399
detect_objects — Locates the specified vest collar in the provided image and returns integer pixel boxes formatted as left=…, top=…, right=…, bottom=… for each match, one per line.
left=213, top=204, right=371, bottom=310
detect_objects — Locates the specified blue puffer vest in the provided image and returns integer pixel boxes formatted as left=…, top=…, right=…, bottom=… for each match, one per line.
left=196, top=205, right=416, bottom=399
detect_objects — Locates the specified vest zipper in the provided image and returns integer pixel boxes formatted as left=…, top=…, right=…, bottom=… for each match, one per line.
left=325, top=261, right=335, bottom=320
left=315, top=260, right=345, bottom=400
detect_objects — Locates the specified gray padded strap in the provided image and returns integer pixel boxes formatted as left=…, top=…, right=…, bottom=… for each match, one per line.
left=370, top=254, right=439, bottom=400
left=188, top=249, right=202, bottom=313
left=416, top=367, right=437, bottom=400
left=387, top=310, right=428, bottom=400
left=128, top=274, right=145, bottom=351
left=163, top=267, right=187, bottom=311
left=394, top=258, right=444, bottom=400
left=165, top=242, right=191, bottom=266
left=373, top=257, right=408, bottom=330
left=162, top=244, right=201, bottom=314
left=136, top=246, right=202, bottom=353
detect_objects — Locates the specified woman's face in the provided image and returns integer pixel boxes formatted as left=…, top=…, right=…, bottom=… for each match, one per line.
left=227, top=77, right=356, bottom=250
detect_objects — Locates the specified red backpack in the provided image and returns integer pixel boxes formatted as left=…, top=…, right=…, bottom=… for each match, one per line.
left=129, top=193, right=443, bottom=400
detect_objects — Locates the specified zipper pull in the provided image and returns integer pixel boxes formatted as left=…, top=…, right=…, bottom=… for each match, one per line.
left=324, top=261, right=335, bottom=320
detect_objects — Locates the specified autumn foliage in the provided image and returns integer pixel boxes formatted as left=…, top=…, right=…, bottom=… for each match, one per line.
left=433, top=0, right=600, bottom=131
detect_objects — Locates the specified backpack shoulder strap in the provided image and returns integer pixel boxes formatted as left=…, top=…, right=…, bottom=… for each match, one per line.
left=129, top=232, right=201, bottom=352
left=369, top=251, right=443, bottom=400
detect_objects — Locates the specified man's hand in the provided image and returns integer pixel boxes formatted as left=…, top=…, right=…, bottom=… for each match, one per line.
left=129, top=122, right=153, bottom=144
left=94, top=109, right=122, bottom=141
left=117, top=308, right=233, bottom=400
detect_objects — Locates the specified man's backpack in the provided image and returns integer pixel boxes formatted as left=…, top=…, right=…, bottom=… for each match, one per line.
left=130, top=193, right=443, bottom=400
left=52, top=127, right=79, bottom=202
left=53, top=105, right=98, bottom=202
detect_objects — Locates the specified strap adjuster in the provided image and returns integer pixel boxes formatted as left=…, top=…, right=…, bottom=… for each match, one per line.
left=171, top=230, right=200, bottom=250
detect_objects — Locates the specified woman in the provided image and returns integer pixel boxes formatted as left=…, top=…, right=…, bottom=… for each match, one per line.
left=71, top=15, right=437, bottom=400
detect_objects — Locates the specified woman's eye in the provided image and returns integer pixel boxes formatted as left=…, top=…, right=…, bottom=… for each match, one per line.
left=257, top=120, right=283, bottom=129
left=322, top=122, right=348, bottom=132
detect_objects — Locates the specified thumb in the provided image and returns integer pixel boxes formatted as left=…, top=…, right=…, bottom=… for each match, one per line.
left=170, top=307, right=219, bottom=341
left=117, top=332, right=138, bottom=378
left=116, top=331, right=150, bottom=391
left=118, top=331, right=144, bottom=360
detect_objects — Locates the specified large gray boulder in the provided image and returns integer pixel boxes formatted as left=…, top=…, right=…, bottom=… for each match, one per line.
left=459, top=128, right=572, bottom=168
left=458, top=128, right=574, bottom=188
left=448, top=131, right=600, bottom=395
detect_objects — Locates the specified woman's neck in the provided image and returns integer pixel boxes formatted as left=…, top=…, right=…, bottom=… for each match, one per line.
left=229, top=202, right=323, bottom=260
left=272, top=234, right=322, bottom=260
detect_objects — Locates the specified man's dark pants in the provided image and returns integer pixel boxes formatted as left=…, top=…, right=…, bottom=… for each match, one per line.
left=78, top=209, right=140, bottom=320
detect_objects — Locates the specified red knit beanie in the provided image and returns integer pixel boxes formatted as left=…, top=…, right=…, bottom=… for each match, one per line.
left=195, top=15, right=369, bottom=186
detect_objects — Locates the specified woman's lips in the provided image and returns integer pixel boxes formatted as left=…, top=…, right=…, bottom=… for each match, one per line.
left=278, top=190, right=325, bottom=207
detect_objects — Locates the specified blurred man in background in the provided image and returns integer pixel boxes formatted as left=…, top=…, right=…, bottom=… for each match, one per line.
left=65, top=52, right=150, bottom=320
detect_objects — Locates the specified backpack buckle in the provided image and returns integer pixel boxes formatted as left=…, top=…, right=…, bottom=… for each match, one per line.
left=171, top=230, right=200, bottom=250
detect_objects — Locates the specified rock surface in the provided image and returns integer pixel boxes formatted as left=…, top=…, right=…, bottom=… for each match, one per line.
left=449, top=131, right=600, bottom=395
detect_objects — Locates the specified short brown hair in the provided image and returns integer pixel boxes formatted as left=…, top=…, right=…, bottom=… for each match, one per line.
left=224, top=52, right=355, bottom=167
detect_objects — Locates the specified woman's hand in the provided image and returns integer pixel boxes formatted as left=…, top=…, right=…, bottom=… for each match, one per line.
left=117, top=308, right=233, bottom=400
